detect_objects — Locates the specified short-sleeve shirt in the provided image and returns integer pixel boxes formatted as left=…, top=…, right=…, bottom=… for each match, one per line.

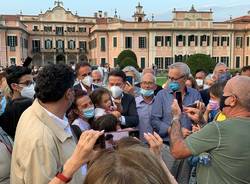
left=185, top=118, right=250, bottom=184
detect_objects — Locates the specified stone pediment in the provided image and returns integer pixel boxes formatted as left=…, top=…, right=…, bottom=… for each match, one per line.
left=39, top=6, right=79, bottom=22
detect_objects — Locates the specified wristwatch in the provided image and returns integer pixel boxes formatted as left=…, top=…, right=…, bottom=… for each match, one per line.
left=56, top=165, right=72, bottom=183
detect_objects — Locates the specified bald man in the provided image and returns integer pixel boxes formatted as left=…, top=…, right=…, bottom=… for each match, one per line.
left=170, top=76, right=250, bottom=184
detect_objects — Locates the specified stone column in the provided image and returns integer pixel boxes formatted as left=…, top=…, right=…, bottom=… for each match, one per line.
left=54, top=54, right=56, bottom=64
left=77, top=53, right=79, bottom=63
left=65, top=54, right=68, bottom=65
left=42, top=53, right=45, bottom=66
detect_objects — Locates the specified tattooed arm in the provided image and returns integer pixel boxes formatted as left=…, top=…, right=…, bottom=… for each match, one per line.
left=170, top=100, right=192, bottom=159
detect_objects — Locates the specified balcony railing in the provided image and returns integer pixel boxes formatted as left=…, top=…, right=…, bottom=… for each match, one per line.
left=9, top=47, right=16, bottom=51
left=40, top=48, right=88, bottom=54
left=79, top=48, right=88, bottom=53
left=32, top=48, right=41, bottom=53
left=56, top=48, right=64, bottom=53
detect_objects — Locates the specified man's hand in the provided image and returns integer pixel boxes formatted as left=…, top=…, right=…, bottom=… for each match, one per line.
left=205, top=104, right=213, bottom=113
left=124, top=82, right=135, bottom=95
left=183, top=107, right=203, bottom=124
left=171, top=99, right=181, bottom=119
left=192, top=124, right=201, bottom=133
left=111, top=111, right=121, bottom=118
left=169, top=102, right=193, bottom=159
left=144, top=132, right=163, bottom=160
left=182, top=128, right=191, bottom=138
left=63, top=130, right=104, bottom=178
left=195, top=101, right=206, bottom=113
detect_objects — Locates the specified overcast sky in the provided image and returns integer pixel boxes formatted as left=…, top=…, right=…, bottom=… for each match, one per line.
left=1, top=0, right=250, bottom=21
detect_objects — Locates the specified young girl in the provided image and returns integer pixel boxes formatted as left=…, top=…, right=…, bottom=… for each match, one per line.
left=90, top=88, right=122, bottom=119
left=203, top=81, right=227, bottom=123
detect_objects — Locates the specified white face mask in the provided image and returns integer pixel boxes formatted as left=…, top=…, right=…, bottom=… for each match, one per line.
left=21, top=84, right=35, bottom=99
left=196, top=79, right=204, bottom=87
left=93, top=82, right=103, bottom=87
left=82, top=76, right=93, bottom=87
left=110, top=86, right=123, bottom=99
left=203, top=84, right=210, bottom=90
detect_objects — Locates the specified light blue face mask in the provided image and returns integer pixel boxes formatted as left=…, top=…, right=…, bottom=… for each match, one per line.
left=168, top=81, right=180, bottom=92
left=0, top=96, right=7, bottom=116
left=82, top=107, right=95, bottom=119
left=140, top=88, right=154, bottom=97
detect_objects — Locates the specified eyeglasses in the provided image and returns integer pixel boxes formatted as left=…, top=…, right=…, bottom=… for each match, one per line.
left=168, top=75, right=185, bottom=81
left=18, top=80, right=35, bottom=87
left=141, top=81, right=154, bottom=86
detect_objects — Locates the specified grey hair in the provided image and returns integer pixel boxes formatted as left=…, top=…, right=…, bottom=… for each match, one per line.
left=122, top=66, right=141, bottom=83
left=205, top=74, right=213, bottom=81
left=168, top=62, right=191, bottom=77
left=92, top=69, right=103, bottom=78
left=213, top=62, right=227, bottom=74
left=141, top=73, right=156, bottom=83
left=215, top=62, right=227, bottom=68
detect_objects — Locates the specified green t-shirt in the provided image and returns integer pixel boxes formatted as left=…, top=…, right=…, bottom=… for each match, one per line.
left=185, top=118, right=250, bottom=184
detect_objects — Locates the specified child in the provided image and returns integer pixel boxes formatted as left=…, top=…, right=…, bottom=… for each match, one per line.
left=90, top=88, right=122, bottom=119
left=203, top=81, right=227, bottom=123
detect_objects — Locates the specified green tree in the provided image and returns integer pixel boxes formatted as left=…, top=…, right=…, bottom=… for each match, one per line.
left=117, top=50, right=137, bottom=63
left=117, top=50, right=139, bottom=69
left=118, top=57, right=139, bottom=70
left=185, top=54, right=216, bottom=75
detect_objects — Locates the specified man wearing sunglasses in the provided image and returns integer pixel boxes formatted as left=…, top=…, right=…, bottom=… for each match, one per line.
left=0, top=66, right=34, bottom=139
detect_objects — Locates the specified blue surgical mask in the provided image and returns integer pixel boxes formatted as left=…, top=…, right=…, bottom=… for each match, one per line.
left=0, top=96, right=6, bottom=116
left=140, top=88, right=154, bottom=97
left=169, top=81, right=180, bottom=92
left=218, top=72, right=231, bottom=83
left=82, top=107, right=95, bottom=119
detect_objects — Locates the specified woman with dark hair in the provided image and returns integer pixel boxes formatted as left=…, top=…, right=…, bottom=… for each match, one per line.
left=67, top=89, right=95, bottom=137
left=91, top=114, right=121, bottom=132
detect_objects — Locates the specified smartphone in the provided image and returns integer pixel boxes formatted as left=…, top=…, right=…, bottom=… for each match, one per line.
left=104, top=130, right=139, bottom=148
left=125, top=76, right=134, bottom=85
left=175, top=91, right=183, bottom=111
left=186, top=102, right=198, bottom=108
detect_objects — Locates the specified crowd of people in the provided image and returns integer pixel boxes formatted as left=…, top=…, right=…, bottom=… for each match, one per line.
left=0, top=60, right=250, bottom=184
